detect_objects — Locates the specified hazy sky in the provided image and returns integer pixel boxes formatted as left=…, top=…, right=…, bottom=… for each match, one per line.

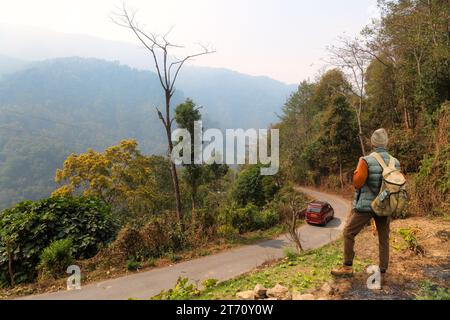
left=0, top=0, right=379, bottom=84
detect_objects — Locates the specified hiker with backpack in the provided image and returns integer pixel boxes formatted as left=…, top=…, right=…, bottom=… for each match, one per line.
left=331, top=128, right=407, bottom=277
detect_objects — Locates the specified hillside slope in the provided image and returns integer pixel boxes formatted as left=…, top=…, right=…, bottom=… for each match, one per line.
left=0, top=57, right=175, bottom=208
left=0, top=56, right=294, bottom=209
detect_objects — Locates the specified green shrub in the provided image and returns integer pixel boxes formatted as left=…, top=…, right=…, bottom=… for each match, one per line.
left=404, top=103, right=449, bottom=216
left=38, top=238, right=74, bottom=279
left=108, top=213, right=193, bottom=268
left=0, top=196, right=118, bottom=286
left=218, top=203, right=279, bottom=234
left=254, top=209, right=279, bottom=230
left=216, top=224, right=238, bottom=239
left=202, top=278, right=218, bottom=289
left=166, top=250, right=181, bottom=263
left=147, top=258, right=156, bottom=267
left=232, top=165, right=279, bottom=207
left=232, top=203, right=260, bottom=233
left=398, top=228, right=425, bottom=255
left=167, top=225, right=189, bottom=252
left=416, top=280, right=450, bottom=300
left=283, top=247, right=298, bottom=261
left=140, top=215, right=179, bottom=258
left=192, top=207, right=216, bottom=231
left=112, top=226, right=146, bottom=261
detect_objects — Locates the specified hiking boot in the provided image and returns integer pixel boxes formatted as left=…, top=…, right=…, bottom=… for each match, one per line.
left=331, top=265, right=353, bottom=277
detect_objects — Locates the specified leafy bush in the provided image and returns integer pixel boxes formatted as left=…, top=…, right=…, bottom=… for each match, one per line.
left=232, top=165, right=279, bottom=207
left=202, top=278, right=218, bottom=289
left=411, top=103, right=449, bottom=216
left=216, top=224, right=238, bottom=239
left=283, top=247, right=298, bottom=261
left=108, top=213, right=191, bottom=266
left=232, top=204, right=260, bottom=233
left=112, top=227, right=147, bottom=262
left=140, top=220, right=172, bottom=257
left=218, top=203, right=279, bottom=234
left=254, top=209, right=279, bottom=230
left=126, top=258, right=141, bottom=271
left=217, top=203, right=256, bottom=233
left=389, top=128, right=428, bottom=173
left=416, top=280, right=450, bottom=300
left=166, top=224, right=189, bottom=252
left=398, top=228, right=425, bottom=256
left=147, top=258, right=156, bottom=267
left=166, top=250, right=181, bottom=263
left=0, top=196, right=117, bottom=286
left=38, top=238, right=74, bottom=279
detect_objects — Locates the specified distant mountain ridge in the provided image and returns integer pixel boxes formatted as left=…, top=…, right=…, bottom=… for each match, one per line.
left=0, top=55, right=28, bottom=79
left=177, top=66, right=297, bottom=129
left=0, top=25, right=296, bottom=127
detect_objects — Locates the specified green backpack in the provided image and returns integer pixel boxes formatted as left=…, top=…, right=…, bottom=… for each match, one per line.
left=370, top=152, right=408, bottom=218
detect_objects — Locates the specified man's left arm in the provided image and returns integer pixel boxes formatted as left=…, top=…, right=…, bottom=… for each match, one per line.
left=353, top=157, right=368, bottom=189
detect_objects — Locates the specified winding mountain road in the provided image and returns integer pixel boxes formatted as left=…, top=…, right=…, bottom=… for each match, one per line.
left=21, top=187, right=350, bottom=300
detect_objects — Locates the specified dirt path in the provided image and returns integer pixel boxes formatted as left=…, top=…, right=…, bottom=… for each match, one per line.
left=20, top=187, right=351, bottom=300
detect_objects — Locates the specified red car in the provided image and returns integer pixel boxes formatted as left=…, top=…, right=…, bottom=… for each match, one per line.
left=305, top=201, right=334, bottom=226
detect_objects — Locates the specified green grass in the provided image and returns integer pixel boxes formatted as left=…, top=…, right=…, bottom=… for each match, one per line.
left=415, top=280, right=450, bottom=300
left=193, top=239, right=367, bottom=300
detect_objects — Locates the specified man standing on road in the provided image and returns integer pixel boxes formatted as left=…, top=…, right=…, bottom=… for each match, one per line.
left=331, top=128, right=401, bottom=277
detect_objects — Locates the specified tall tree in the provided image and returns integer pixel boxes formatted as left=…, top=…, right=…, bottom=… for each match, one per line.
left=321, top=96, right=359, bottom=189
left=174, top=99, right=203, bottom=224
left=327, top=37, right=372, bottom=155
left=279, top=81, right=316, bottom=182
left=112, top=4, right=214, bottom=226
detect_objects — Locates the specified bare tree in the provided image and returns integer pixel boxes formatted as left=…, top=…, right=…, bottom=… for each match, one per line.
left=112, top=3, right=215, bottom=225
left=281, top=193, right=305, bottom=253
left=327, top=36, right=372, bottom=156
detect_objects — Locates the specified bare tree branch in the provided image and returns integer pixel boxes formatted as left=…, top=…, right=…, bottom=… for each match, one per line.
left=325, top=35, right=372, bottom=155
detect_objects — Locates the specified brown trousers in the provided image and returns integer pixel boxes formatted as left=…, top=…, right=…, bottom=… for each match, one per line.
left=343, top=210, right=390, bottom=271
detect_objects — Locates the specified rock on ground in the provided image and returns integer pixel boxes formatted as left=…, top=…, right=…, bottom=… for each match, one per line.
left=266, top=284, right=292, bottom=300
left=292, top=292, right=315, bottom=300
left=236, top=290, right=256, bottom=300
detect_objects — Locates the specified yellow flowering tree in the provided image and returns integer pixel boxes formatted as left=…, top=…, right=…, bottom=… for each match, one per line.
left=53, top=139, right=173, bottom=224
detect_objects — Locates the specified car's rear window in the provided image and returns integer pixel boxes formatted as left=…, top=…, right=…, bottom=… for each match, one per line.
left=307, top=206, right=321, bottom=213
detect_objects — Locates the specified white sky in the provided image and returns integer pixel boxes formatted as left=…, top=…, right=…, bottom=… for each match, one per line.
left=0, top=0, right=379, bottom=84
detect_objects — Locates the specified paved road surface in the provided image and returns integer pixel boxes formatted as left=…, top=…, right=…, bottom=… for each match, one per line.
left=20, top=187, right=350, bottom=300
